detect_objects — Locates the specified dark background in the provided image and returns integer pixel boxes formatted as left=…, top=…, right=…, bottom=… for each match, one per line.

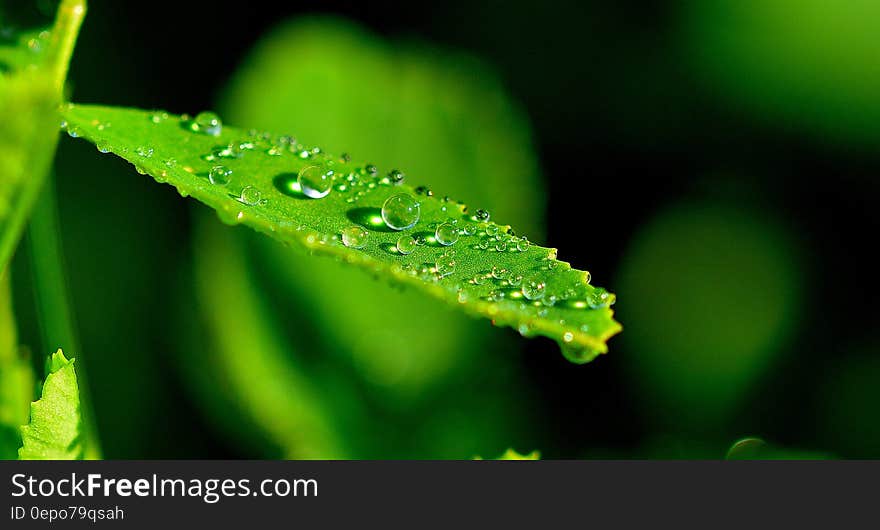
left=6, top=0, right=879, bottom=459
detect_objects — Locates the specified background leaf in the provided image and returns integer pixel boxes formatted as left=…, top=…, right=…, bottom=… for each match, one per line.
left=0, top=272, right=33, bottom=460
left=18, top=349, right=83, bottom=460
left=175, top=19, right=563, bottom=457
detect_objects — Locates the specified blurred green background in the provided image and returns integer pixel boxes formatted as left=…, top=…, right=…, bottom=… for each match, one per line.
left=3, top=0, right=878, bottom=458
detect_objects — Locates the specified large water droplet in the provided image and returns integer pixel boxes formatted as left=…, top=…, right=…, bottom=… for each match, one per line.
left=516, top=237, right=530, bottom=252
left=522, top=278, right=546, bottom=300
left=297, top=165, right=332, bottom=198
left=435, top=222, right=459, bottom=246
left=209, top=165, right=232, bottom=185
left=341, top=226, right=368, bottom=249
left=396, top=235, right=416, bottom=255
left=381, top=193, right=420, bottom=230
left=192, top=111, right=222, bottom=136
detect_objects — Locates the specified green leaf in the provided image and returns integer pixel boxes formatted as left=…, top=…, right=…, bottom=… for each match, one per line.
left=725, top=437, right=832, bottom=460
left=475, top=448, right=541, bottom=460
left=19, top=349, right=83, bottom=460
left=62, top=104, right=621, bottom=360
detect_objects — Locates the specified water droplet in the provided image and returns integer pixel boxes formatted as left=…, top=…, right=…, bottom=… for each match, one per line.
left=562, top=332, right=574, bottom=343
left=414, top=234, right=427, bottom=246
left=96, top=141, right=111, bottom=153
left=66, top=126, right=81, bottom=138
left=588, top=288, right=615, bottom=308
left=136, top=146, right=153, bottom=158
left=192, top=111, right=222, bottom=136
left=522, top=278, right=546, bottom=300
left=485, top=224, right=499, bottom=236
left=209, top=165, right=232, bottom=185
left=474, top=209, right=490, bottom=222
left=387, top=169, right=405, bottom=184
left=381, top=193, right=420, bottom=230
left=477, top=238, right=490, bottom=250
left=518, top=322, right=536, bottom=337
left=461, top=223, right=477, bottom=236
left=298, top=165, right=332, bottom=198
left=435, top=222, right=459, bottom=246
left=149, top=111, right=168, bottom=124
left=491, top=266, right=508, bottom=280
left=495, top=240, right=508, bottom=252
left=471, top=274, right=487, bottom=286
left=214, top=143, right=244, bottom=159
left=435, top=251, right=456, bottom=278
left=396, top=235, right=417, bottom=255
left=341, top=226, right=369, bottom=249
left=509, top=274, right=523, bottom=287
left=516, top=237, right=530, bottom=252
left=414, top=185, right=433, bottom=196
left=238, top=186, right=262, bottom=206
left=560, top=344, right=600, bottom=364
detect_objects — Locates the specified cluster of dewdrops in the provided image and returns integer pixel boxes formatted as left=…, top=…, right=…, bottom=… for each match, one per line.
left=68, top=109, right=614, bottom=331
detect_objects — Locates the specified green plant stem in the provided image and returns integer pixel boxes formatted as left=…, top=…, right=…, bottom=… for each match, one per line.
left=47, top=0, right=87, bottom=94
left=27, top=178, right=101, bottom=459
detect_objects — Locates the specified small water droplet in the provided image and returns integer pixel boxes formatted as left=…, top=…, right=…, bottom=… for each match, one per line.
left=96, top=141, right=111, bottom=153
left=387, top=169, right=405, bottom=184
left=495, top=240, right=508, bottom=252
left=473, top=209, right=490, bottom=222
left=396, top=235, right=417, bottom=255
left=435, top=251, right=456, bottom=278
left=238, top=186, right=262, bottom=206
left=136, top=146, right=154, bottom=158
left=191, top=111, right=222, bottom=136
left=298, top=166, right=332, bottom=198
left=491, top=266, right=508, bottom=280
left=381, top=193, right=421, bottom=230
left=341, top=226, right=369, bottom=249
left=209, top=165, right=232, bottom=185
left=588, top=288, right=615, bottom=308
left=66, top=126, right=81, bottom=138
left=516, top=237, right=530, bottom=252
left=149, top=111, right=168, bottom=124
left=541, top=294, right=558, bottom=307
left=485, top=224, right=499, bottom=236
left=435, top=222, right=459, bottom=246
left=509, top=274, right=523, bottom=287
left=414, top=185, right=433, bottom=196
